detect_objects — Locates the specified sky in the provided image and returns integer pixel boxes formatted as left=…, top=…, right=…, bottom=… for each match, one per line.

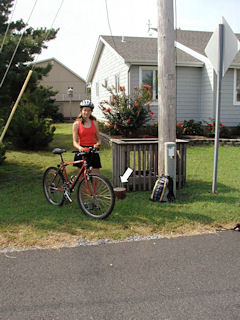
left=9, top=0, right=240, bottom=80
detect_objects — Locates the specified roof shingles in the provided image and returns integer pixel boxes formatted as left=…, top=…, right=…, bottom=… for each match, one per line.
left=101, top=30, right=240, bottom=65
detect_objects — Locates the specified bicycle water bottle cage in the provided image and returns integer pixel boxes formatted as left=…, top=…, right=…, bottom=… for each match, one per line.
left=52, top=148, right=66, bottom=155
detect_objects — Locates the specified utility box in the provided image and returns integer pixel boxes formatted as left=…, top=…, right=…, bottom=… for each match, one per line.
left=164, top=142, right=176, bottom=198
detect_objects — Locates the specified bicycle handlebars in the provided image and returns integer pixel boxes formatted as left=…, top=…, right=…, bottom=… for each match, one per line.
left=52, top=147, right=99, bottom=156
left=72, top=146, right=100, bottom=156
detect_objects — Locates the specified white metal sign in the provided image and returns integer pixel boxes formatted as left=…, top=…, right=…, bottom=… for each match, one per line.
left=205, top=17, right=240, bottom=77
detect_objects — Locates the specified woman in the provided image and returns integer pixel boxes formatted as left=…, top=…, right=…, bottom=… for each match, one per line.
left=72, top=100, right=101, bottom=174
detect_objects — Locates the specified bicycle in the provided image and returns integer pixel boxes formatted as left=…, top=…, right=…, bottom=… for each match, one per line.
left=43, top=147, right=115, bottom=219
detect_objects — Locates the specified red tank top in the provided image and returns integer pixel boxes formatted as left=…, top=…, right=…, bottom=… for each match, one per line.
left=78, top=120, right=96, bottom=146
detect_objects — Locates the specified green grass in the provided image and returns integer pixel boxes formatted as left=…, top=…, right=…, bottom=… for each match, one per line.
left=0, top=123, right=239, bottom=249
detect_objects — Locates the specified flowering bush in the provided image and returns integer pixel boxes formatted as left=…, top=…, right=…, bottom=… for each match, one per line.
left=205, top=123, right=215, bottom=137
left=176, top=122, right=184, bottom=138
left=99, top=85, right=153, bottom=137
left=176, top=120, right=204, bottom=137
left=205, top=122, right=231, bottom=138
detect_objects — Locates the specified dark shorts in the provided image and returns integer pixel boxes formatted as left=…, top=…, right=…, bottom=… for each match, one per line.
left=73, top=147, right=102, bottom=169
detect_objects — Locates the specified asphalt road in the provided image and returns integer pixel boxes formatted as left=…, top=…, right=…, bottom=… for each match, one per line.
left=0, top=231, right=240, bottom=320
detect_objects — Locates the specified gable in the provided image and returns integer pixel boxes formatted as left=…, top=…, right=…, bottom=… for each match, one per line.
left=35, top=58, right=87, bottom=97
left=36, top=58, right=86, bottom=84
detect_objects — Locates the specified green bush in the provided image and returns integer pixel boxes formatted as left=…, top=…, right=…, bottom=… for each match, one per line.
left=99, top=85, right=153, bottom=137
left=97, top=121, right=109, bottom=134
left=204, top=122, right=232, bottom=138
left=232, top=124, right=240, bottom=136
left=9, top=103, right=55, bottom=150
left=176, top=122, right=184, bottom=138
left=0, top=142, right=7, bottom=164
left=176, top=120, right=203, bottom=137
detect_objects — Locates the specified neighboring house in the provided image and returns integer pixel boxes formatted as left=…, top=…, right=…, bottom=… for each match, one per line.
left=87, top=31, right=240, bottom=127
left=36, top=57, right=89, bottom=120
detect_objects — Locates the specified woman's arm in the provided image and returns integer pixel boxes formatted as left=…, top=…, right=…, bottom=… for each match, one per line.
left=72, top=121, right=81, bottom=151
left=94, top=121, right=101, bottom=148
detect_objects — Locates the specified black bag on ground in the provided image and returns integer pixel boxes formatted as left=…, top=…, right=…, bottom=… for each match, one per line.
left=150, top=175, right=175, bottom=202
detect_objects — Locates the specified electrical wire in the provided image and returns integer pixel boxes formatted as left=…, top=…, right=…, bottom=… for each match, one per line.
left=0, top=0, right=18, bottom=53
left=31, top=0, right=65, bottom=69
left=0, top=0, right=38, bottom=89
left=104, top=0, right=117, bottom=51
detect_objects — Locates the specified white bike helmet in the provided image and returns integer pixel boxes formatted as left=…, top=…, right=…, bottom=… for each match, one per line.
left=80, top=100, right=94, bottom=109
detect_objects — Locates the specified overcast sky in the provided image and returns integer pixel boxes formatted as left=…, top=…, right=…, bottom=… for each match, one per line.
left=10, top=0, right=240, bottom=80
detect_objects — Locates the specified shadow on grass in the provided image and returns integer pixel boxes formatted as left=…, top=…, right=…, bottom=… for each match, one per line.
left=177, top=179, right=239, bottom=204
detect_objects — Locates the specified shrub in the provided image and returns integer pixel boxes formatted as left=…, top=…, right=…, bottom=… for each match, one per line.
left=99, top=85, right=153, bottom=137
left=176, top=122, right=184, bottom=138
left=232, top=123, right=240, bottom=136
left=204, top=122, right=231, bottom=138
left=9, top=103, right=55, bottom=150
left=219, top=125, right=232, bottom=138
left=97, top=121, right=109, bottom=134
left=176, top=120, right=203, bottom=137
left=140, top=123, right=158, bottom=137
left=0, top=142, right=7, bottom=165
left=22, top=86, right=64, bottom=123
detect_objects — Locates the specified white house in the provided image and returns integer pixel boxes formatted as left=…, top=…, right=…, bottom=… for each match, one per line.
left=87, top=30, right=240, bottom=127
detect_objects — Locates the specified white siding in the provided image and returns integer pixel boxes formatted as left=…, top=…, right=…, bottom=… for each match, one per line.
left=200, top=64, right=215, bottom=123
left=176, top=67, right=201, bottom=122
left=219, top=68, right=240, bottom=126
left=91, top=45, right=129, bottom=121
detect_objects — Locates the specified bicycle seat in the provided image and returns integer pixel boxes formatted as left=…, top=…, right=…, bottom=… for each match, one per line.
left=52, top=148, right=66, bottom=155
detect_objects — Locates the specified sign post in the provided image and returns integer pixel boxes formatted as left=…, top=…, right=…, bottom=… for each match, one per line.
left=212, top=23, right=224, bottom=194
left=205, top=17, right=240, bottom=193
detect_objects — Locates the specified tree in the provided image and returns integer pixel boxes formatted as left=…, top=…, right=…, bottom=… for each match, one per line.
left=0, top=0, right=62, bottom=149
left=0, top=0, right=60, bottom=120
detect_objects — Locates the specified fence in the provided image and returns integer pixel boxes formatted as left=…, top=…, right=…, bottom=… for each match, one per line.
left=111, top=138, right=188, bottom=191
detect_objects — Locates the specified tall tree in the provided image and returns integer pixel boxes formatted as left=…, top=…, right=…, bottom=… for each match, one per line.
left=0, top=0, right=59, bottom=119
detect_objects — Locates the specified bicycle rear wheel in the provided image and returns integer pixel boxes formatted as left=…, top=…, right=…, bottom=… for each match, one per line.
left=43, top=167, right=65, bottom=206
left=77, top=174, right=115, bottom=219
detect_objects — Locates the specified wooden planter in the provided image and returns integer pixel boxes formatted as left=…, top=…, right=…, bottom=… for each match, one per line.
left=111, top=138, right=188, bottom=192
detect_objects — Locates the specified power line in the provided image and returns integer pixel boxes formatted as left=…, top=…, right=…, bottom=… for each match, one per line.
left=0, top=0, right=38, bottom=89
left=32, top=0, right=65, bottom=69
left=0, top=0, right=18, bottom=53
left=104, top=0, right=117, bottom=51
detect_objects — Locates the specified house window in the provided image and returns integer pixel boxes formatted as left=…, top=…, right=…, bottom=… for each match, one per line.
left=115, top=73, right=120, bottom=93
left=96, top=82, right=99, bottom=97
left=140, top=67, right=158, bottom=99
left=103, top=78, right=108, bottom=89
left=234, top=69, right=240, bottom=105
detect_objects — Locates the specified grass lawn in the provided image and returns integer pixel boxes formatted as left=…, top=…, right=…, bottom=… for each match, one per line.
left=0, top=123, right=239, bottom=249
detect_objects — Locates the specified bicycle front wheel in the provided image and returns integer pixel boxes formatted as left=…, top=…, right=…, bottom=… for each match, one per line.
left=43, top=167, right=65, bottom=206
left=77, top=174, right=115, bottom=219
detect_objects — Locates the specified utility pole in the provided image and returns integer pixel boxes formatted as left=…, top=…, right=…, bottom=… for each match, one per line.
left=157, top=0, right=176, bottom=175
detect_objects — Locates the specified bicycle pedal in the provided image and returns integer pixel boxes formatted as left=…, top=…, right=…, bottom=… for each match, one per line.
left=64, top=191, right=72, bottom=204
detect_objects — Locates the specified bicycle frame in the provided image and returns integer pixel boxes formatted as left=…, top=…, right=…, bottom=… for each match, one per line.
left=57, top=152, right=96, bottom=196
